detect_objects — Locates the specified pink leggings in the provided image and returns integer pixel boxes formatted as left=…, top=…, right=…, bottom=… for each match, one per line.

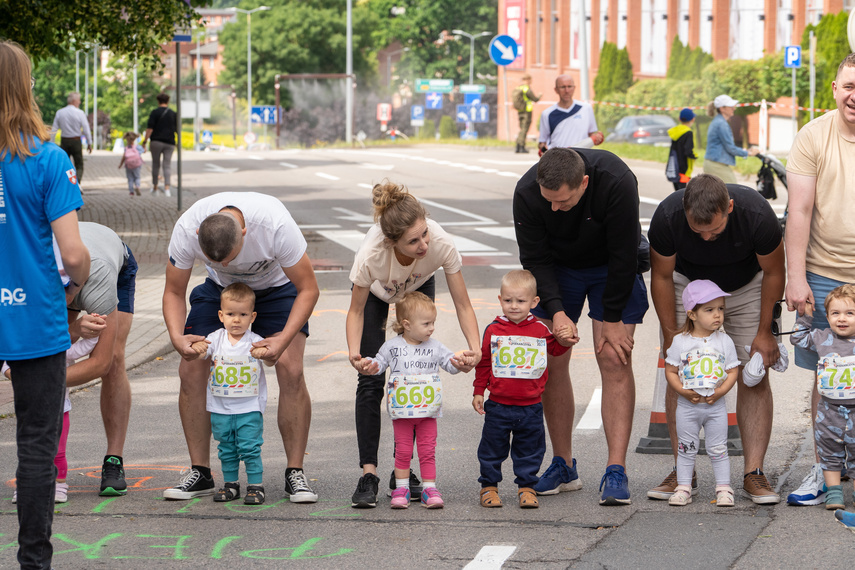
left=54, top=412, right=70, bottom=480
left=393, top=417, right=437, bottom=480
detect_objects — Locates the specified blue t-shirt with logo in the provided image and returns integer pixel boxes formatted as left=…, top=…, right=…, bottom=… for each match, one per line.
left=0, top=138, right=84, bottom=359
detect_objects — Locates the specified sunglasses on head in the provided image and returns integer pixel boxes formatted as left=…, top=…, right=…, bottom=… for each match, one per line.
left=771, top=300, right=798, bottom=336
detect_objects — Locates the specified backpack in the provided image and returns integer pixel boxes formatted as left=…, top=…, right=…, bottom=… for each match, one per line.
left=512, top=87, right=527, bottom=112
left=756, top=159, right=778, bottom=200
left=123, top=146, right=142, bottom=169
left=664, top=146, right=680, bottom=183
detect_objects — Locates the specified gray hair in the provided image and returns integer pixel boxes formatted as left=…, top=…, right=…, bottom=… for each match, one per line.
left=67, top=92, right=81, bottom=105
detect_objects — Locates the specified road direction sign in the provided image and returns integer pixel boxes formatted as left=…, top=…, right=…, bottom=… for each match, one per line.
left=376, top=103, right=392, bottom=122
left=410, top=105, right=425, bottom=127
left=784, top=45, right=802, bottom=68
left=416, top=78, right=454, bottom=93
left=460, top=84, right=486, bottom=94
left=456, top=104, right=490, bottom=123
left=201, top=130, right=213, bottom=144
left=489, top=35, right=519, bottom=66
left=425, top=92, right=443, bottom=110
left=251, top=105, right=280, bottom=125
left=464, top=94, right=481, bottom=105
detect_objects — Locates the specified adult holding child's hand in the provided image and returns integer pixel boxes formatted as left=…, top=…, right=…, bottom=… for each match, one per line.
left=346, top=181, right=481, bottom=508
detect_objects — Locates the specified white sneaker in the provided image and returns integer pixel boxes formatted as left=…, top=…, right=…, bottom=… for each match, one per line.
left=786, top=463, right=826, bottom=506
left=55, top=482, right=68, bottom=503
left=11, top=490, right=16, bottom=504
left=149, top=184, right=157, bottom=194
left=164, top=188, right=172, bottom=197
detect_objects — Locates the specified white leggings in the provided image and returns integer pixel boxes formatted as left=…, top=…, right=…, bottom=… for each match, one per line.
left=676, top=396, right=731, bottom=487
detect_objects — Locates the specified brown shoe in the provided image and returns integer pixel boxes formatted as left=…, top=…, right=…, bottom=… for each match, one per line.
left=479, top=486, right=502, bottom=508
left=742, top=469, right=780, bottom=504
left=647, top=469, right=699, bottom=500
left=518, top=487, right=539, bottom=508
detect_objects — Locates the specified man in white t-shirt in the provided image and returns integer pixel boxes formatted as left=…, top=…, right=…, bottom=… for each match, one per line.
left=161, top=192, right=320, bottom=502
left=783, top=53, right=855, bottom=506
left=537, top=75, right=602, bottom=155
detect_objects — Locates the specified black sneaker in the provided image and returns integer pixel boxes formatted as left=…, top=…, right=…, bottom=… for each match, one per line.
left=284, top=468, right=318, bottom=503
left=387, top=469, right=423, bottom=500
left=99, top=456, right=127, bottom=496
left=163, top=468, right=215, bottom=500
left=351, top=473, right=380, bottom=508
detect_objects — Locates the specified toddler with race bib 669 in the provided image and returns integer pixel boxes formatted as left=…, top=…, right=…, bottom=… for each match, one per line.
left=354, top=291, right=473, bottom=509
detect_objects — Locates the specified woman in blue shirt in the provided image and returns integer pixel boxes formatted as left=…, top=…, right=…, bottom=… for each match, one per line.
left=703, top=94, right=758, bottom=183
left=0, top=40, right=90, bottom=569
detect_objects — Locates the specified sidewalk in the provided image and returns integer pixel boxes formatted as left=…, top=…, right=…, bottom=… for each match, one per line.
left=0, top=151, right=203, bottom=414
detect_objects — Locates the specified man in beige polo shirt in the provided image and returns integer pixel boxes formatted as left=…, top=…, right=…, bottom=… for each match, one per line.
left=783, top=53, right=855, bottom=506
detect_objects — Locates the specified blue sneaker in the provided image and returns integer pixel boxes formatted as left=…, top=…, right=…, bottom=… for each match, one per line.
left=834, top=509, right=855, bottom=533
left=787, top=463, right=826, bottom=506
left=533, top=457, right=582, bottom=496
left=599, top=464, right=631, bottom=506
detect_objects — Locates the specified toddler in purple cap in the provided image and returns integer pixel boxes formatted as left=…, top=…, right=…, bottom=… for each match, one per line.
left=664, top=279, right=740, bottom=507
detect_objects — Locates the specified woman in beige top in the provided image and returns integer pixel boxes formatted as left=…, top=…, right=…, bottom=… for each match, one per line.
left=345, top=181, right=481, bottom=508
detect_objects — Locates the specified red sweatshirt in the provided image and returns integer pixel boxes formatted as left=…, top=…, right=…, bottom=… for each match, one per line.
left=474, top=314, right=569, bottom=406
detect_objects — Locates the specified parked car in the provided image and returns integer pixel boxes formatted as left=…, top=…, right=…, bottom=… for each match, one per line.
left=605, top=115, right=677, bottom=145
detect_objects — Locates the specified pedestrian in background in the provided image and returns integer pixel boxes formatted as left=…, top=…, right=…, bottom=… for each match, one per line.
left=703, top=95, right=758, bottom=183
left=537, top=75, right=602, bottom=156
left=0, top=39, right=90, bottom=569
left=513, top=74, right=541, bottom=153
left=142, top=93, right=177, bottom=197
left=119, top=131, right=143, bottom=197
left=666, top=108, right=697, bottom=190
left=50, top=91, right=92, bottom=187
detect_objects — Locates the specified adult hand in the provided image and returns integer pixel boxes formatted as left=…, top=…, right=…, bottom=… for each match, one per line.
left=251, top=332, right=289, bottom=364
left=590, top=131, right=605, bottom=145
left=451, top=349, right=479, bottom=373
left=554, top=322, right=580, bottom=346
left=472, top=395, right=485, bottom=415
left=750, top=329, right=780, bottom=368
left=748, top=146, right=760, bottom=157
left=785, top=277, right=815, bottom=316
left=87, top=144, right=92, bottom=155
left=78, top=313, right=107, bottom=339
left=596, top=320, right=634, bottom=365
left=354, top=358, right=380, bottom=375
left=172, top=334, right=209, bottom=361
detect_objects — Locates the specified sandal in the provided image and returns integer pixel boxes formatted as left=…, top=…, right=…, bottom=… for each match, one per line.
left=668, top=485, right=692, bottom=506
left=214, top=482, right=240, bottom=502
left=518, top=487, right=539, bottom=509
left=716, top=486, right=735, bottom=507
left=244, top=485, right=266, bottom=505
left=479, top=486, right=502, bottom=508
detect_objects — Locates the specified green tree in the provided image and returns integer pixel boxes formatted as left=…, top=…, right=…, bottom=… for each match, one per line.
left=594, top=42, right=633, bottom=98
left=32, top=55, right=78, bottom=125
left=666, top=37, right=685, bottom=79
left=100, top=54, right=162, bottom=132
left=800, top=11, right=851, bottom=112
left=218, top=0, right=379, bottom=107
left=667, top=37, right=713, bottom=79
left=0, top=0, right=202, bottom=68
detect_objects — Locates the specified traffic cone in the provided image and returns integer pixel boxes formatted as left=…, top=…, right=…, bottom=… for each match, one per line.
left=636, top=355, right=743, bottom=456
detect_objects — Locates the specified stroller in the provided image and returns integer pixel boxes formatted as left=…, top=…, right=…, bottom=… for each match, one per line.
left=755, top=153, right=788, bottom=230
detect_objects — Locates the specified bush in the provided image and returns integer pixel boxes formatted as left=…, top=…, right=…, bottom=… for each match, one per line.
left=595, top=42, right=634, bottom=99
left=438, top=115, right=456, bottom=139
left=800, top=11, right=850, bottom=114
left=419, top=118, right=436, bottom=139
left=667, top=37, right=713, bottom=79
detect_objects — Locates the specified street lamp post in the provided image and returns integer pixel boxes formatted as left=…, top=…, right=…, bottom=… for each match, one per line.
left=451, top=29, right=491, bottom=85
left=386, top=47, right=409, bottom=88
left=229, top=6, right=270, bottom=137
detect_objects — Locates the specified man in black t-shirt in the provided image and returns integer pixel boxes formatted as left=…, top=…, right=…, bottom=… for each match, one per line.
left=647, top=174, right=784, bottom=504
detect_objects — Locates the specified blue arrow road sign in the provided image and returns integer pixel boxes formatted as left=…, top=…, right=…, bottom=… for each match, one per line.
left=456, top=104, right=490, bottom=123
left=201, top=130, right=213, bottom=144
left=784, top=45, right=802, bottom=68
left=425, top=92, right=443, bottom=110
left=464, top=93, right=481, bottom=105
left=251, top=105, right=280, bottom=124
left=489, top=34, right=519, bottom=66
left=411, top=105, right=425, bottom=120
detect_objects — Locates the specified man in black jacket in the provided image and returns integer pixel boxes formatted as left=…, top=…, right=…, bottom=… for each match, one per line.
left=513, top=147, right=649, bottom=506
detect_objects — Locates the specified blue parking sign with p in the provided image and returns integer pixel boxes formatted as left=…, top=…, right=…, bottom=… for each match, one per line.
left=784, top=46, right=801, bottom=68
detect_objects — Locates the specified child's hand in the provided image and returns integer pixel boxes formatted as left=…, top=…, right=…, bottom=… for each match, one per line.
left=554, top=322, right=580, bottom=346
left=705, top=387, right=725, bottom=405
left=451, top=350, right=476, bottom=371
left=472, top=395, right=485, bottom=415
left=190, top=340, right=210, bottom=359
left=250, top=346, right=268, bottom=360
left=678, top=387, right=701, bottom=404
left=354, top=358, right=379, bottom=375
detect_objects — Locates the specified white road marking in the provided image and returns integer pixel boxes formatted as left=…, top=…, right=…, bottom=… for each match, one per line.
left=576, top=388, right=603, bottom=430
left=333, top=207, right=374, bottom=223
left=358, top=163, right=394, bottom=170
left=462, top=252, right=513, bottom=257
left=280, top=162, right=298, bottom=168
left=248, top=155, right=265, bottom=161
left=448, top=234, right=497, bottom=253
left=301, top=224, right=341, bottom=229
left=639, top=196, right=661, bottom=207
left=464, top=545, right=517, bottom=569
left=204, top=163, right=239, bottom=173
left=315, top=230, right=366, bottom=253
left=478, top=159, right=538, bottom=165
left=316, top=172, right=340, bottom=181
left=476, top=227, right=517, bottom=241
left=420, top=198, right=497, bottom=225
left=356, top=183, right=373, bottom=189
left=491, top=264, right=523, bottom=270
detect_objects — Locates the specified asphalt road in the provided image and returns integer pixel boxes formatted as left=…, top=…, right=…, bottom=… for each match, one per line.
left=2, top=145, right=848, bottom=569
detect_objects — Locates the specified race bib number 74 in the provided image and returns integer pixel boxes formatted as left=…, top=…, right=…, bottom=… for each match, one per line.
left=817, top=355, right=855, bottom=400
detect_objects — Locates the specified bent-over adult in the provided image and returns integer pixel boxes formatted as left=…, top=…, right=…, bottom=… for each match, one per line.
left=0, top=39, right=90, bottom=569
left=162, top=192, right=320, bottom=503
left=346, top=181, right=481, bottom=508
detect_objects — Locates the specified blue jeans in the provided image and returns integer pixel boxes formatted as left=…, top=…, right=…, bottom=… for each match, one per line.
left=794, top=272, right=845, bottom=369
left=3, top=353, right=66, bottom=569
left=477, top=400, right=545, bottom=488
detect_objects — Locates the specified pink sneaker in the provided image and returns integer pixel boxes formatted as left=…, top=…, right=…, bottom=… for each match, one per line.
left=390, top=487, right=410, bottom=509
left=420, top=487, right=444, bottom=509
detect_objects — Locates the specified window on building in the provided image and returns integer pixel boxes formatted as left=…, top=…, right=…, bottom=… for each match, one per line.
left=678, top=0, right=689, bottom=45
left=617, top=0, right=627, bottom=50
left=550, top=0, right=558, bottom=65
left=536, top=0, right=543, bottom=65
left=599, top=0, right=609, bottom=48
left=570, top=0, right=593, bottom=69
left=699, top=0, right=713, bottom=54
left=165, top=55, right=174, bottom=69
left=806, top=0, right=822, bottom=25
left=181, top=55, right=190, bottom=69
left=641, top=0, right=668, bottom=75
left=775, top=0, right=793, bottom=51
left=729, top=0, right=764, bottom=60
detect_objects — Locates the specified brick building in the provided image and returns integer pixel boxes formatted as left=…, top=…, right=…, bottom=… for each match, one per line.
left=498, top=0, right=854, bottom=143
